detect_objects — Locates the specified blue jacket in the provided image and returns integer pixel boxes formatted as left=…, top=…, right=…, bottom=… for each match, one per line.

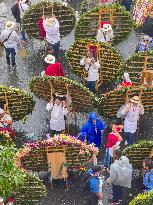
left=90, top=176, right=100, bottom=193
left=80, top=112, right=105, bottom=147
left=143, top=170, right=153, bottom=191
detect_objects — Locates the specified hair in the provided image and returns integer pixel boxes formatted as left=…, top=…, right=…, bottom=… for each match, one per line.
left=114, top=149, right=122, bottom=158
left=92, top=165, right=101, bottom=173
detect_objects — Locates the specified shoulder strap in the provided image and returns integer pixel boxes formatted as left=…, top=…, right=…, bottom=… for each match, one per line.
left=2, top=31, right=13, bottom=44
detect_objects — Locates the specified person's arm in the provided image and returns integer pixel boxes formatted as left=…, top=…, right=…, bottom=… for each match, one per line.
left=80, top=57, right=85, bottom=66
left=139, top=104, right=144, bottom=115
left=114, top=130, right=122, bottom=141
left=120, top=103, right=130, bottom=116
left=90, top=178, right=103, bottom=200
left=107, top=165, right=117, bottom=184
left=46, top=101, right=53, bottom=111
left=94, top=61, right=100, bottom=69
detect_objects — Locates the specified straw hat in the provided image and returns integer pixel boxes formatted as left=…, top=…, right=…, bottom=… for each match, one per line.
left=102, top=24, right=112, bottom=32
left=5, top=21, right=15, bottom=30
left=143, top=35, right=151, bottom=41
left=45, top=18, right=54, bottom=27
left=44, top=54, right=55, bottom=64
left=130, top=96, right=140, bottom=103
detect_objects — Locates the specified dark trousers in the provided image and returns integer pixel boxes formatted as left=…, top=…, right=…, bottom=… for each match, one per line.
left=5, top=47, right=16, bottom=67
left=112, top=184, right=123, bottom=203
left=125, top=132, right=136, bottom=145
left=48, top=41, right=60, bottom=59
left=88, top=193, right=99, bottom=205
left=87, top=81, right=96, bottom=92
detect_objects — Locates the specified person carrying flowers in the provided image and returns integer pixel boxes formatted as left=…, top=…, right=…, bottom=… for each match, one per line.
left=79, top=112, right=105, bottom=147
left=96, top=23, right=114, bottom=43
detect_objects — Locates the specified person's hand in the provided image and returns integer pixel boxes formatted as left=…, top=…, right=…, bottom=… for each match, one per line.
left=98, top=195, right=103, bottom=201
left=42, top=15, right=45, bottom=20
left=50, top=98, right=53, bottom=103
left=62, top=100, right=67, bottom=107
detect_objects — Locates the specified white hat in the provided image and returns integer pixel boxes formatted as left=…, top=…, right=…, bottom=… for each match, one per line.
left=45, top=18, right=54, bottom=27
left=0, top=108, right=5, bottom=114
left=44, top=54, right=55, bottom=64
left=20, top=0, right=27, bottom=3
left=123, top=72, right=131, bottom=82
left=130, top=96, right=140, bottom=104
left=0, top=197, right=3, bottom=202
left=5, top=21, right=15, bottom=30
left=102, top=24, right=112, bottom=32
left=143, top=35, right=151, bottom=41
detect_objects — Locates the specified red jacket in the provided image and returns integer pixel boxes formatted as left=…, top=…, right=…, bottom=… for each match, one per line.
left=45, top=62, right=64, bottom=77
left=38, top=17, right=46, bottom=38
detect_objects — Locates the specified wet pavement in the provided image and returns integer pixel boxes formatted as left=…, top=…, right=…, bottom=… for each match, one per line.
left=0, top=1, right=152, bottom=205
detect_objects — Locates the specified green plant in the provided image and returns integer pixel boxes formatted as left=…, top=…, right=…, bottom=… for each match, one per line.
left=15, top=173, right=47, bottom=205
left=0, top=85, right=35, bottom=121
left=0, top=144, right=25, bottom=197
left=129, top=190, right=153, bottom=205
left=75, top=4, right=134, bottom=45
left=23, top=1, right=76, bottom=39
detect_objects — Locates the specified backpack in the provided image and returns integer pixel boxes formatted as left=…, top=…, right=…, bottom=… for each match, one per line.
left=144, top=170, right=153, bottom=191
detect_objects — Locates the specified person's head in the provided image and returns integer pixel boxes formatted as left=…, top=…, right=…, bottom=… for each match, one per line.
left=150, top=10, right=153, bottom=19
left=46, top=47, right=54, bottom=54
left=92, top=165, right=101, bottom=175
left=44, top=54, right=55, bottom=64
left=5, top=21, right=15, bottom=30
left=91, top=57, right=96, bottom=64
left=143, top=35, right=151, bottom=44
left=0, top=108, right=5, bottom=119
left=114, top=149, right=122, bottom=160
left=55, top=96, right=62, bottom=106
left=102, top=23, right=112, bottom=33
left=130, top=96, right=140, bottom=106
left=89, top=112, right=97, bottom=124
left=123, top=72, right=131, bottom=82
left=143, top=158, right=152, bottom=170
left=86, top=51, right=92, bottom=58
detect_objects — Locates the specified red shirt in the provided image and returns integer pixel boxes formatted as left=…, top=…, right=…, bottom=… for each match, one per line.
left=45, top=62, right=64, bottom=77
left=121, top=81, right=133, bottom=87
left=106, top=132, right=118, bottom=148
left=38, top=17, right=46, bottom=38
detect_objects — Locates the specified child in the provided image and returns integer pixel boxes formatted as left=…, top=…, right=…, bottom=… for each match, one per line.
left=104, top=123, right=123, bottom=169
left=143, top=159, right=153, bottom=192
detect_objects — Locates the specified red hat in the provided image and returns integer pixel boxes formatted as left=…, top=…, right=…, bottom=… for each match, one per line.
left=100, top=21, right=111, bottom=28
left=106, top=133, right=118, bottom=148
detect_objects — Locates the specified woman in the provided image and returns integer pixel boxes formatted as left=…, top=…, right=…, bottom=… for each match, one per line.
left=46, top=94, right=67, bottom=135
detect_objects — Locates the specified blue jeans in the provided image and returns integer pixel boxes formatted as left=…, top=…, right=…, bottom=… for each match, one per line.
left=104, top=148, right=112, bottom=168
left=48, top=41, right=60, bottom=59
left=112, top=184, right=123, bottom=203
left=125, top=132, right=136, bottom=145
left=5, top=47, right=16, bottom=67
left=87, top=81, right=96, bottom=92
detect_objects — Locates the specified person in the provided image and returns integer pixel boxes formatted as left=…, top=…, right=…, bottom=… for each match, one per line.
left=80, top=112, right=105, bottom=147
left=135, top=35, right=151, bottom=53
left=143, top=10, right=153, bottom=38
left=96, top=23, right=114, bottom=43
left=143, top=159, right=153, bottom=192
left=38, top=16, right=46, bottom=39
left=0, top=21, right=20, bottom=67
left=46, top=94, right=68, bottom=135
left=121, top=72, right=133, bottom=87
left=43, top=15, right=60, bottom=59
left=107, top=149, right=133, bottom=205
left=121, top=0, right=132, bottom=11
left=82, top=165, right=103, bottom=205
left=0, top=198, right=4, bottom=205
left=0, top=108, right=12, bottom=128
left=120, top=96, right=144, bottom=145
left=80, top=55, right=100, bottom=92
left=41, top=54, right=64, bottom=76
left=104, top=123, right=123, bottom=169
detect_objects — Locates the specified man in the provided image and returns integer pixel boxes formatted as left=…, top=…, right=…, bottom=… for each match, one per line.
left=120, top=96, right=144, bottom=145
left=143, top=10, right=153, bottom=38
left=0, top=21, right=20, bottom=67
left=135, top=35, right=151, bottom=53
left=42, top=54, right=64, bottom=76
left=43, top=15, right=60, bottom=59
left=0, top=108, right=12, bottom=128
left=80, top=112, right=105, bottom=147
left=80, top=54, right=100, bottom=92
left=82, top=165, right=103, bottom=205
left=46, top=94, right=67, bottom=135
left=107, top=149, right=132, bottom=205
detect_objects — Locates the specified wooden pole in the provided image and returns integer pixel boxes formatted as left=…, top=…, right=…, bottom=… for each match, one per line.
left=66, top=84, right=70, bottom=133
left=51, top=0, right=54, bottom=15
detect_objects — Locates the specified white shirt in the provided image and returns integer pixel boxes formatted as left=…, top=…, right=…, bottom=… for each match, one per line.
left=0, top=113, right=12, bottom=127
left=46, top=102, right=67, bottom=131
left=0, top=29, right=20, bottom=50
left=121, top=104, right=144, bottom=133
left=19, top=3, right=29, bottom=19
left=43, top=19, right=60, bottom=44
left=80, top=57, right=100, bottom=81
left=96, top=29, right=114, bottom=43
